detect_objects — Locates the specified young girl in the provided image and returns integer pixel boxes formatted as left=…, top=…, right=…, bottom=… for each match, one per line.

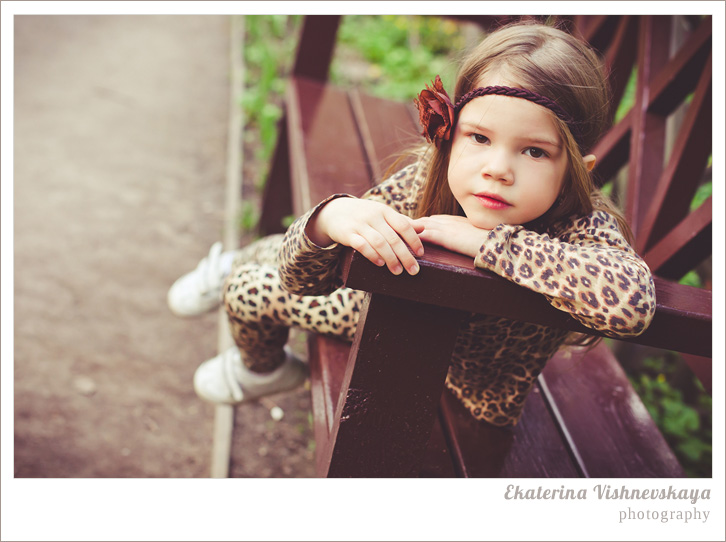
left=169, top=22, right=655, bottom=427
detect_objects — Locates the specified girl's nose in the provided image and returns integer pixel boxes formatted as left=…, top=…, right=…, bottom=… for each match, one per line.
left=481, top=149, right=513, bottom=184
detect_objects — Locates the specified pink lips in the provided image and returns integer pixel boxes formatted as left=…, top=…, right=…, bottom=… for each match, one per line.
left=474, top=192, right=512, bottom=210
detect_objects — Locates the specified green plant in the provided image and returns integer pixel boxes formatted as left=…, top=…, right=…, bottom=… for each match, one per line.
left=331, top=15, right=467, bottom=101
left=241, top=15, right=302, bottom=183
left=628, top=355, right=712, bottom=477
left=238, top=199, right=260, bottom=235
left=690, top=179, right=712, bottom=210
left=614, top=68, right=638, bottom=123
left=678, top=270, right=703, bottom=288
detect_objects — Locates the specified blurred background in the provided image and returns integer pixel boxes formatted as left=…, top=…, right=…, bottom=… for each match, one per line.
left=11, top=14, right=711, bottom=479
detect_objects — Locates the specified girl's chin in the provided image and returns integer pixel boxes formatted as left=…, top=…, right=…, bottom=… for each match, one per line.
left=468, top=219, right=502, bottom=230
left=462, top=212, right=506, bottom=230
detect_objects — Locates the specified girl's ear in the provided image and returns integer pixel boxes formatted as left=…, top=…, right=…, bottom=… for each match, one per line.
left=583, top=154, right=597, bottom=172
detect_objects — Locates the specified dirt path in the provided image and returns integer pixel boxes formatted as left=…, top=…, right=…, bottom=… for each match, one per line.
left=13, top=15, right=314, bottom=478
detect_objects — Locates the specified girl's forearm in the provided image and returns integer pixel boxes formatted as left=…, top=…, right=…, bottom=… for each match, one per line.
left=473, top=222, right=656, bottom=338
left=279, top=197, right=349, bottom=297
left=304, top=200, right=337, bottom=248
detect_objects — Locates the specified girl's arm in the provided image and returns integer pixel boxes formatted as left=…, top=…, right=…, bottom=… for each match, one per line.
left=474, top=212, right=656, bottom=338
left=414, top=210, right=654, bottom=338
left=279, top=163, right=424, bottom=297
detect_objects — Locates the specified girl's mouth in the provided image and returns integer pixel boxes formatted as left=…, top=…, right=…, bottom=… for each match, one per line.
left=474, top=192, right=512, bottom=210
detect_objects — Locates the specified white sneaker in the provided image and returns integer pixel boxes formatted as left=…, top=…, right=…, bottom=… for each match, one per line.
left=193, top=346, right=307, bottom=404
left=168, top=242, right=234, bottom=317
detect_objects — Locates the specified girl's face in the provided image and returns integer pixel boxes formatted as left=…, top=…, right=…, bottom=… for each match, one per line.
left=447, top=85, right=569, bottom=230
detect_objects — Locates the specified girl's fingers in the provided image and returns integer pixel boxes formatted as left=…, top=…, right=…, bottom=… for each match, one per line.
left=350, top=229, right=401, bottom=273
left=347, top=233, right=385, bottom=267
left=363, top=226, right=406, bottom=275
left=386, top=212, right=425, bottom=257
left=376, top=220, right=422, bottom=275
left=364, top=225, right=420, bottom=276
left=333, top=202, right=423, bottom=275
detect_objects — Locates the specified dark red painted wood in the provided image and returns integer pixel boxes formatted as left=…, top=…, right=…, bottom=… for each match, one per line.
left=350, top=90, right=421, bottom=181
left=307, top=334, right=350, bottom=476
left=591, top=110, right=632, bottom=186
left=291, top=15, right=341, bottom=82
left=259, top=15, right=342, bottom=234
left=259, top=117, right=292, bottom=235
left=540, top=343, right=684, bottom=477
left=644, top=196, right=712, bottom=280
left=577, top=15, right=617, bottom=48
left=439, top=385, right=581, bottom=478
left=598, top=16, right=638, bottom=118
left=418, top=410, right=458, bottom=477
left=638, top=53, right=712, bottom=253
left=626, top=16, right=671, bottom=238
left=680, top=353, right=712, bottom=396
left=322, top=293, right=465, bottom=477
left=647, top=17, right=712, bottom=116
left=343, top=246, right=712, bottom=357
left=286, top=77, right=373, bottom=214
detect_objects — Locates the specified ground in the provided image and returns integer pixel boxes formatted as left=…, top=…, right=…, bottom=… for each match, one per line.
left=12, top=15, right=315, bottom=478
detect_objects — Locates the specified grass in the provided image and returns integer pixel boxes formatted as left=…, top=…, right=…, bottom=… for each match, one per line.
left=240, top=16, right=301, bottom=199
left=331, top=15, right=469, bottom=100
left=627, top=353, right=712, bottom=477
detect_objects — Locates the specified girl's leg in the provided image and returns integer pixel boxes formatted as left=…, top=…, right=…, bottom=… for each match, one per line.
left=223, top=262, right=363, bottom=372
left=167, top=234, right=285, bottom=317
left=193, top=258, right=363, bottom=404
left=230, top=234, right=285, bottom=268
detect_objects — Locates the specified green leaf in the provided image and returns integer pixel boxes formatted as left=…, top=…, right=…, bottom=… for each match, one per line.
left=679, top=270, right=703, bottom=288
left=690, top=180, right=712, bottom=211
left=676, top=439, right=710, bottom=462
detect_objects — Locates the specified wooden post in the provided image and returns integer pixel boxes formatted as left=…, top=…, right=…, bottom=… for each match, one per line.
left=321, top=293, right=465, bottom=477
left=291, top=15, right=341, bottom=81
left=626, top=15, right=671, bottom=240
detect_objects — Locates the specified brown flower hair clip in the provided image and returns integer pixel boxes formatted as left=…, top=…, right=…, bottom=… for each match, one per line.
left=414, top=75, right=586, bottom=150
left=413, top=75, right=455, bottom=147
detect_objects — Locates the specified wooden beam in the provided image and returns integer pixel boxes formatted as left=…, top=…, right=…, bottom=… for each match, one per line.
left=343, top=244, right=712, bottom=357
left=638, top=54, right=712, bottom=252
left=648, top=16, right=712, bottom=116
left=591, top=110, right=632, bottom=185
left=540, top=344, right=684, bottom=477
left=291, top=16, right=341, bottom=82
left=626, top=16, right=671, bottom=237
left=644, top=197, right=712, bottom=279
left=603, top=16, right=638, bottom=117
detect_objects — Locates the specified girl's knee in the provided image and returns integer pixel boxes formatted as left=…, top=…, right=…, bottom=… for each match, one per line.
left=224, top=263, right=286, bottom=322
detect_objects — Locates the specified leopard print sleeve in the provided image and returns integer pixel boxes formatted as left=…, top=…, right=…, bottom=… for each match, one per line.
left=474, top=211, right=656, bottom=338
left=358, top=162, right=423, bottom=217
left=278, top=162, right=424, bottom=296
left=278, top=194, right=351, bottom=296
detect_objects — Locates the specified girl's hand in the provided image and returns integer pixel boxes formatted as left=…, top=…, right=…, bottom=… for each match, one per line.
left=412, top=215, right=491, bottom=258
left=306, top=198, right=425, bottom=275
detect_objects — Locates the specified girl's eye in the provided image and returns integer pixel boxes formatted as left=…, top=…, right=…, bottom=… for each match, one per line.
left=470, top=133, right=489, bottom=144
left=525, top=147, right=547, bottom=159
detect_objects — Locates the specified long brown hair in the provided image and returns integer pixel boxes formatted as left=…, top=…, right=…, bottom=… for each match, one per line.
left=413, top=21, right=634, bottom=346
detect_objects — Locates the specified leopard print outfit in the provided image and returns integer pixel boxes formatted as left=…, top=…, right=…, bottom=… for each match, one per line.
left=226, top=161, right=655, bottom=426
left=224, top=236, right=364, bottom=373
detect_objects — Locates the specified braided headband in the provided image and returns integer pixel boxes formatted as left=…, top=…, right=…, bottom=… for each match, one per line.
left=414, top=75, right=584, bottom=149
